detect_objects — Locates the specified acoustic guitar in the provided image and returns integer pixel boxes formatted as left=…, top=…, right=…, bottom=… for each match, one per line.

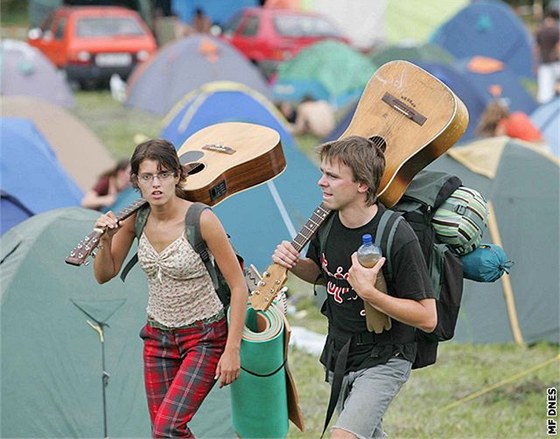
left=250, top=60, right=469, bottom=311
left=65, top=122, right=285, bottom=266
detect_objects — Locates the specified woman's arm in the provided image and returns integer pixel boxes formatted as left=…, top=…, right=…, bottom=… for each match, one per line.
left=93, top=212, right=136, bottom=284
left=200, top=209, right=248, bottom=387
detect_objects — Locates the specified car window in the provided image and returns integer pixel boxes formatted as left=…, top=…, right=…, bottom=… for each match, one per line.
left=222, top=12, right=243, bottom=36
left=274, top=15, right=340, bottom=38
left=240, top=16, right=259, bottom=37
left=41, top=12, right=55, bottom=32
left=54, top=17, right=67, bottom=39
left=76, top=17, right=145, bottom=38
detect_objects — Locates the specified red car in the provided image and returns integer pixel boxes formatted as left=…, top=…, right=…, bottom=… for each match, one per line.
left=219, top=7, right=349, bottom=78
left=27, top=6, right=157, bottom=88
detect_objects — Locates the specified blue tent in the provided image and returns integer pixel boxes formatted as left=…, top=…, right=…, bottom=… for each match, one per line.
left=0, top=118, right=82, bottom=234
left=414, top=60, right=537, bottom=141
left=115, top=82, right=321, bottom=272
left=430, top=0, right=535, bottom=81
left=531, top=97, right=560, bottom=157
left=0, top=191, right=33, bottom=236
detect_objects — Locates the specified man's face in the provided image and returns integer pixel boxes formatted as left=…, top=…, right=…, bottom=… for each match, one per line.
left=318, top=157, right=366, bottom=210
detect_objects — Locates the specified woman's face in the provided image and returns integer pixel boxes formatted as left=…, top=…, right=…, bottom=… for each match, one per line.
left=136, top=159, right=179, bottom=205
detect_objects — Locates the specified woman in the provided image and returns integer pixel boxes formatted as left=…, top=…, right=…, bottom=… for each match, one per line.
left=81, top=158, right=131, bottom=211
left=93, top=139, right=248, bottom=438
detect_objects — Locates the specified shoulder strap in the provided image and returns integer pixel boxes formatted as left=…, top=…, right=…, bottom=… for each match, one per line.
left=317, top=211, right=336, bottom=255
left=120, top=204, right=150, bottom=282
left=375, top=209, right=403, bottom=283
left=185, top=202, right=220, bottom=289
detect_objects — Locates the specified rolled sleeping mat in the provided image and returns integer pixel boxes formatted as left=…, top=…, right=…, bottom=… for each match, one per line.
left=229, top=303, right=289, bottom=438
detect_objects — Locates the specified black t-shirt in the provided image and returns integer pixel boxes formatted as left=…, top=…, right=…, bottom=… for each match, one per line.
left=307, top=204, right=434, bottom=371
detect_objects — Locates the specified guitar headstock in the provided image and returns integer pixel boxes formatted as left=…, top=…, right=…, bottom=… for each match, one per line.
left=65, top=228, right=104, bottom=266
left=249, top=263, right=289, bottom=311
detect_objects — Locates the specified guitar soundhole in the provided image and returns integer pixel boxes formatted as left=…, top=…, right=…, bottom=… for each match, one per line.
left=368, top=136, right=387, bottom=153
left=185, top=162, right=205, bottom=175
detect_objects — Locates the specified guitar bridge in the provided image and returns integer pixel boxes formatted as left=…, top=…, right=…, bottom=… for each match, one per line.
left=202, top=144, right=236, bottom=154
left=382, top=92, right=426, bottom=126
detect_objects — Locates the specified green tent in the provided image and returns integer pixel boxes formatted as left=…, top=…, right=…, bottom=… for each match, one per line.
left=273, top=40, right=376, bottom=108
left=0, top=207, right=233, bottom=438
left=427, top=137, right=560, bottom=345
left=369, top=42, right=454, bottom=68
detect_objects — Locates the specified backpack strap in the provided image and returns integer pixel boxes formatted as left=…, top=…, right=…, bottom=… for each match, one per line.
left=313, top=211, right=336, bottom=291
left=375, top=209, right=404, bottom=284
left=184, top=202, right=220, bottom=290
left=120, top=204, right=151, bottom=282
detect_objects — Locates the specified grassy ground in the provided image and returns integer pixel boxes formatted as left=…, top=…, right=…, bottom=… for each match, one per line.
left=73, top=89, right=558, bottom=439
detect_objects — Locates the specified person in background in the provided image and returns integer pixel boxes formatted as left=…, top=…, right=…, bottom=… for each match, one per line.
left=271, top=136, right=436, bottom=438
left=292, top=95, right=336, bottom=138
left=475, top=99, right=544, bottom=143
left=276, top=100, right=297, bottom=124
left=81, top=158, right=131, bottom=211
left=534, top=9, right=560, bottom=103
left=191, top=7, right=212, bottom=33
left=92, top=139, right=247, bottom=437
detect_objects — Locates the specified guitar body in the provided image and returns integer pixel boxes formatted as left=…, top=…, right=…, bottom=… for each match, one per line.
left=66, top=122, right=285, bottom=266
left=177, top=122, right=286, bottom=205
left=342, top=60, right=469, bottom=207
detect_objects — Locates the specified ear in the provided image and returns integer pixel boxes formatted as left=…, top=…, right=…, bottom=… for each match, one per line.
left=357, top=182, right=369, bottom=194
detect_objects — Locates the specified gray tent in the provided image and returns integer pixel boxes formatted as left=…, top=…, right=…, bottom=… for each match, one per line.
left=0, top=207, right=233, bottom=438
left=0, top=39, right=75, bottom=108
left=427, top=137, right=559, bottom=344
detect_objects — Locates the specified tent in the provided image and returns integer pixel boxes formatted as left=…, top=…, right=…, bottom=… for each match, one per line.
left=271, top=0, right=468, bottom=50
left=1, top=96, right=115, bottom=192
left=0, top=207, right=234, bottom=438
left=430, top=0, right=535, bottom=81
left=0, top=39, right=75, bottom=108
left=273, top=40, right=376, bottom=108
left=369, top=42, right=455, bottom=68
left=427, top=137, right=559, bottom=344
left=530, top=97, right=560, bottom=157
left=0, top=191, right=34, bottom=236
left=124, top=35, right=272, bottom=116
left=0, top=117, right=82, bottom=234
left=415, top=59, right=538, bottom=141
left=114, top=81, right=321, bottom=273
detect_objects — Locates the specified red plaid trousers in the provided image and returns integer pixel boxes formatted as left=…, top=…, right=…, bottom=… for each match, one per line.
left=140, top=316, right=227, bottom=438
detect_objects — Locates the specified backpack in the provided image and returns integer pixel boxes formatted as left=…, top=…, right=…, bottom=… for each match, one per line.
left=316, top=170, right=472, bottom=369
left=120, top=202, right=243, bottom=308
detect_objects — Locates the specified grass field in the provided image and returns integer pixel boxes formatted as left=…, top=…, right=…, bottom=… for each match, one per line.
left=70, top=91, right=559, bottom=439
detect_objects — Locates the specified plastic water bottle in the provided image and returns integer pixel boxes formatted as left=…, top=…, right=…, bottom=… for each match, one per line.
left=357, top=234, right=392, bottom=333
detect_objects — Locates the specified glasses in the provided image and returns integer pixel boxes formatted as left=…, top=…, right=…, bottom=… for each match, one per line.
left=137, top=171, right=175, bottom=184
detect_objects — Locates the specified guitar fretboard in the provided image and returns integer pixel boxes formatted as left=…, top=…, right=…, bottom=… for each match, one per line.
left=291, top=203, right=332, bottom=252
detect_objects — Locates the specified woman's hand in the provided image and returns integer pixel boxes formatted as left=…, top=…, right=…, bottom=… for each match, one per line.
left=94, top=211, right=121, bottom=239
left=215, top=347, right=241, bottom=388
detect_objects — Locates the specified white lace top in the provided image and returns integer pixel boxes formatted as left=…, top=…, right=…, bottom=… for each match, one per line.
left=137, top=231, right=223, bottom=327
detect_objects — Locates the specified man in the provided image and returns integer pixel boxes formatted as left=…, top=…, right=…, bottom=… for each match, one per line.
left=272, top=136, right=437, bottom=438
left=535, top=9, right=560, bottom=103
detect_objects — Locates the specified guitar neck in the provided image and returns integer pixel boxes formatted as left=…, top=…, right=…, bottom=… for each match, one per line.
left=65, top=198, right=147, bottom=266
left=290, top=203, right=332, bottom=252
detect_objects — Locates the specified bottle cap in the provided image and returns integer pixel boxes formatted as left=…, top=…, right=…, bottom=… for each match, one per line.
left=362, top=234, right=373, bottom=245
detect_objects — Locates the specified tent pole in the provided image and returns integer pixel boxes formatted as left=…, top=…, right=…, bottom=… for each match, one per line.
left=487, top=202, right=525, bottom=346
left=87, top=320, right=110, bottom=438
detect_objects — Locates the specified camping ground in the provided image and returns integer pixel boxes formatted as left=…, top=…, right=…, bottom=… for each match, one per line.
left=70, top=90, right=558, bottom=438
